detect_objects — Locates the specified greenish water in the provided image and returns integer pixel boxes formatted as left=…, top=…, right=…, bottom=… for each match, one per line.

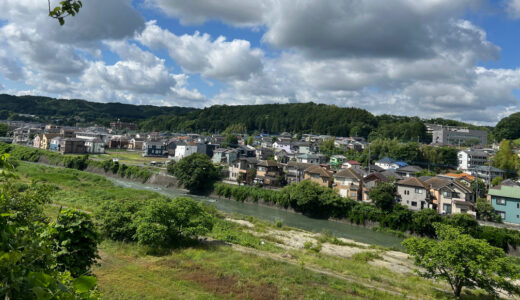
left=109, top=178, right=404, bottom=249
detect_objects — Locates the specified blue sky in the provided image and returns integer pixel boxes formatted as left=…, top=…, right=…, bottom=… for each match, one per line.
left=0, top=0, right=519, bottom=125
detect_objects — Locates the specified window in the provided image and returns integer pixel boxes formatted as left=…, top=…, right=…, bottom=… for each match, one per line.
left=496, top=211, right=506, bottom=220
left=452, top=192, right=460, bottom=199
left=415, top=188, right=423, bottom=194
left=495, top=197, right=506, bottom=205
left=517, top=203, right=519, bottom=209
left=411, top=201, right=417, bottom=207
left=442, top=204, right=452, bottom=214
left=442, top=191, right=452, bottom=198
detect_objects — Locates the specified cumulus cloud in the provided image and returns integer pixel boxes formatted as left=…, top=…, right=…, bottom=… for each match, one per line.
left=144, top=0, right=269, bottom=26
left=137, top=21, right=264, bottom=81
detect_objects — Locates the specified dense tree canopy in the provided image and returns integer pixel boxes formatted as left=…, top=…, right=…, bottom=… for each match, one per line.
left=493, top=140, right=520, bottom=178
left=494, top=112, right=520, bottom=141
left=172, top=153, right=221, bottom=194
left=403, top=224, right=520, bottom=298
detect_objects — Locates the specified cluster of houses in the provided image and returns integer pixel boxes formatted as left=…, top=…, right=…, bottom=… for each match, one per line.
left=4, top=121, right=520, bottom=224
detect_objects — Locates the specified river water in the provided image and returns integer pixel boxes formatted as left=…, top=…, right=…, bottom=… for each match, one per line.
left=108, top=177, right=404, bottom=249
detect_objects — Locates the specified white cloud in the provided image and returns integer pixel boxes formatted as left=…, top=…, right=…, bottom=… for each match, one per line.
left=144, top=0, right=270, bottom=26
left=506, top=0, right=520, bottom=18
left=137, top=21, right=264, bottom=81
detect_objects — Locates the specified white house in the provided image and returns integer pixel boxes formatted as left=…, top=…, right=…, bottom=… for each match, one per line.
left=174, top=144, right=198, bottom=160
left=85, top=138, right=105, bottom=154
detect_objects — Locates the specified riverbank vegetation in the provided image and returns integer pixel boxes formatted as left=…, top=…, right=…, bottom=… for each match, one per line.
left=0, top=143, right=153, bottom=182
left=7, top=161, right=516, bottom=298
left=215, top=182, right=520, bottom=253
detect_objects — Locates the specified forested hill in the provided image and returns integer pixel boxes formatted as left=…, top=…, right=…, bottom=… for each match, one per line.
left=139, top=102, right=488, bottom=142
left=0, top=94, right=197, bottom=126
left=0, top=94, right=492, bottom=142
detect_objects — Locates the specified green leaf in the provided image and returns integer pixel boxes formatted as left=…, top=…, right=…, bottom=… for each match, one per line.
left=73, top=275, right=97, bottom=293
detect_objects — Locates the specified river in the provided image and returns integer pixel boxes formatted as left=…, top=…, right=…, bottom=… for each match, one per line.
left=108, top=177, right=405, bottom=249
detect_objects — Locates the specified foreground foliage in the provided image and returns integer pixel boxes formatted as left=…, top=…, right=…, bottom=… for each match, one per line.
left=0, top=175, right=99, bottom=298
left=403, top=224, right=520, bottom=298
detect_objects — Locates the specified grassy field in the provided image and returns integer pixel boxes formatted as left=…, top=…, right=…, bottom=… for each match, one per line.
left=14, top=162, right=494, bottom=299
left=90, top=150, right=170, bottom=166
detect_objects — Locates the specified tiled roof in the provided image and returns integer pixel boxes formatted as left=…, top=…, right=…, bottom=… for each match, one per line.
left=397, top=177, right=429, bottom=189
left=305, top=165, right=332, bottom=178
left=424, top=177, right=451, bottom=190
left=335, top=168, right=362, bottom=180
left=258, top=160, right=279, bottom=167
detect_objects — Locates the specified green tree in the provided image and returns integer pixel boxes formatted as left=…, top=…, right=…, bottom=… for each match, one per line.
left=95, top=199, right=140, bottom=242
left=493, top=140, right=519, bottom=178
left=172, top=153, right=220, bottom=194
left=247, top=135, right=254, bottom=146
left=0, top=182, right=99, bottom=299
left=470, top=179, right=486, bottom=199
left=495, top=112, right=520, bottom=141
left=50, top=209, right=100, bottom=277
left=0, top=123, right=7, bottom=136
left=491, top=176, right=503, bottom=186
left=48, top=0, right=83, bottom=25
left=368, top=182, right=396, bottom=212
left=134, top=197, right=213, bottom=248
left=222, top=134, right=239, bottom=148
left=246, top=168, right=257, bottom=185
left=476, top=198, right=501, bottom=222
left=412, top=208, right=442, bottom=237
left=403, top=224, right=520, bottom=298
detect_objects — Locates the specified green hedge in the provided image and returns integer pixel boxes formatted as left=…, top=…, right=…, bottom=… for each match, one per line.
left=0, top=143, right=152, bottom=182
left=214, top=182, right=520, bottom=252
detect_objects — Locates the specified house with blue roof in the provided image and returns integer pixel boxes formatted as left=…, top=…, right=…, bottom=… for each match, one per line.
left=488, top=180, right=520, bottom=224
left=375, top=157, right=407, bottom=170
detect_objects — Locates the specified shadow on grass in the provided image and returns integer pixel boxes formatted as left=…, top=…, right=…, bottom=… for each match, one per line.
left=432, top=288, right=502, bottom=300
left=143, top=237, right=229, bottom=256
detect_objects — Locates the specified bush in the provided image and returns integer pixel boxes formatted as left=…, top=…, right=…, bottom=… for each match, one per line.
left=95, top=199, right=140, bottom=242
left=51, top=209, right=100, bottom=277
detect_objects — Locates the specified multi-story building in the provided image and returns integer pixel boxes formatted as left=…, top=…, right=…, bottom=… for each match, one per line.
left=457, top=150, right=488, bottom=171
left=431, top=125, right=487, bottom=146
left=334, top=168, right=363, bottom=200
left=304, top=165, right=333, bottom=188
left=425, top=177, right=475, bottom=216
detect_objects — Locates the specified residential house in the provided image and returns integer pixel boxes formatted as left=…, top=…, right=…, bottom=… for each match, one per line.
left=59, top=138, right=86, bottom=154
left=128, top=138, right=145, bottom=150
left=174, top=143, right=198, bottom=160
left=255, top=160, right=283, bottom=187
left=334, top=168, right=363, bottom=200
left=143, top=140, right=166, bottom=157
left=375, top=157, right=398, bottom=170
left=277, top=132, right=293, bottom=143
left=274, top=149, right=291, bottom=164
left=488, top=180, right=520, bottom=224
left=33, top=134, right=42, bottom=148
left=228, top=157, right=258, bottom=182
left=342, top=160, right=362, bottom=170
left=84, top=138, right=105, bottom=154
left=397, top=177, right=431, bottom=211
left=362, top=172, right=389, bottom=203
left=297, top=153, right=320, bottom=164
left=304, top=165, right=333, bottom=188
left=49, top=136, right=62, bottom=151
left=396, top=165, right=423, bottom=178
left=40, top=133, right=60, bottom=150
left=469, top=165, right=506, bottom=182
left=108, top=136, right=129, bottom=149
left=439, top=173, right=475, bottom=187
left=256, top=148, right=273, bottom=160
left=273, top=141, right=292, bottom=153
left=329, top=155, right=347, bottom=167
left=379, top=170, right=404, bottom=181
left=238, top=145, right=256, bottom=158
left=285, top=161, right=314, bottom=185
left=291, top=142, right=312, bottom=154
left=457, top=150, right=488, bottom=171
left=425, top=177, right=475, bottom=215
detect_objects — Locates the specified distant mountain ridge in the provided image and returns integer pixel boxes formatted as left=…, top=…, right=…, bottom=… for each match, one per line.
left=0, top=94, right=498, bottom=142
left=0, top=94, right=197, bottom=126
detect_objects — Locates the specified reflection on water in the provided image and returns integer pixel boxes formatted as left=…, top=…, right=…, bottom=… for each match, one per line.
left=109, top=177, right=404, bottom=248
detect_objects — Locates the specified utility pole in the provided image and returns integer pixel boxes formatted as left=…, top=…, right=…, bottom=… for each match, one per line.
left=368, top=145, right=371, bottom=173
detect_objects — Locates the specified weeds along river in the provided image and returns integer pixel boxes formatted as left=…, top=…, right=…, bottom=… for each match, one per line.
left=108, top=177, right=405, bottom=249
